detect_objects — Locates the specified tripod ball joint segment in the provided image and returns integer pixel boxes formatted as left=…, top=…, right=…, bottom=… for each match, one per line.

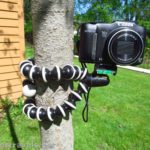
left=20, top=58, right=110, bottom=122
left=22, top=79, right=37, bottom=98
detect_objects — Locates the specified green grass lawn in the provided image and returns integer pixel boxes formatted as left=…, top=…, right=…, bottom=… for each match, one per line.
left=73, top=58, right=150, bottom=150
left=0, top=47, right=150, bottom=150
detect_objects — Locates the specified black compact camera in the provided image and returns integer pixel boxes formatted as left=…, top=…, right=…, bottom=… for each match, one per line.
left=78, top=21, right=146, bottom=69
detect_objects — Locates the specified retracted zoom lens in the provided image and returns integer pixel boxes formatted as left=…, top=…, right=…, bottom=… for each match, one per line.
left=108, top=29, right=144, bottom=65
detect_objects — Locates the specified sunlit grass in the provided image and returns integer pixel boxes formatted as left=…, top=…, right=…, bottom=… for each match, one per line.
left=73, top=58, right=150, bottom=150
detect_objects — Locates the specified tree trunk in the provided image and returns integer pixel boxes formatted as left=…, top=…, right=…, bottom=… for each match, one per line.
left=31, top=0, right=74, bottom=150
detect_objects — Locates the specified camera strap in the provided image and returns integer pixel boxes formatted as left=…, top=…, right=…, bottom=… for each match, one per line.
left=81, top=62, right=91, bottom=122
left=82, top=87, right=91, bottom=122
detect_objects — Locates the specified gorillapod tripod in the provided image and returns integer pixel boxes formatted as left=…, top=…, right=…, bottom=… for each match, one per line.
left=20, top=58, right=110, bottom=122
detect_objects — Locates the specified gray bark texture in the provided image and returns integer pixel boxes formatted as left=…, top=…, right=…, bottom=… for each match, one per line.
left=31, top=0, right=74, bottom=150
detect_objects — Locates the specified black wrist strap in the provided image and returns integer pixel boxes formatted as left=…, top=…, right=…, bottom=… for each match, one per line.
left=82, top=87, right=91, bottom=122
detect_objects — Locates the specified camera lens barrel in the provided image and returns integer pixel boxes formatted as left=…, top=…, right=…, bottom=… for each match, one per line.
left=108, top=29, right=144, bottom=65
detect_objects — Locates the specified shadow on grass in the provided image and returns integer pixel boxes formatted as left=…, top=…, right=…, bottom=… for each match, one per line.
left=5, top=107, right=22, bottom=150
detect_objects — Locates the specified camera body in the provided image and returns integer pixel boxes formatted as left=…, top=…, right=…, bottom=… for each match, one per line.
left=79, top=21, right=146, bottom=67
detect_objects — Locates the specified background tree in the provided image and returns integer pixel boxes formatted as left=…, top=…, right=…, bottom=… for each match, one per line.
left=31, top=0, right=74, bottom=149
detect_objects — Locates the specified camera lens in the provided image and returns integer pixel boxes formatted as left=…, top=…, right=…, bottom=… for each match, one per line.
left=108, top=29, right=144, bottom=65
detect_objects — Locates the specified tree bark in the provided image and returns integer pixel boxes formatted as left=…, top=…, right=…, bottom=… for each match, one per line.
left=31, top=0, right=74, bottom=150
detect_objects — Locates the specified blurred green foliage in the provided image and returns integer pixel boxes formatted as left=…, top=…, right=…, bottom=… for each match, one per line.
left=24, top=0, right=32, bottom=33
left=24, top=0, right=33, bottom=44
